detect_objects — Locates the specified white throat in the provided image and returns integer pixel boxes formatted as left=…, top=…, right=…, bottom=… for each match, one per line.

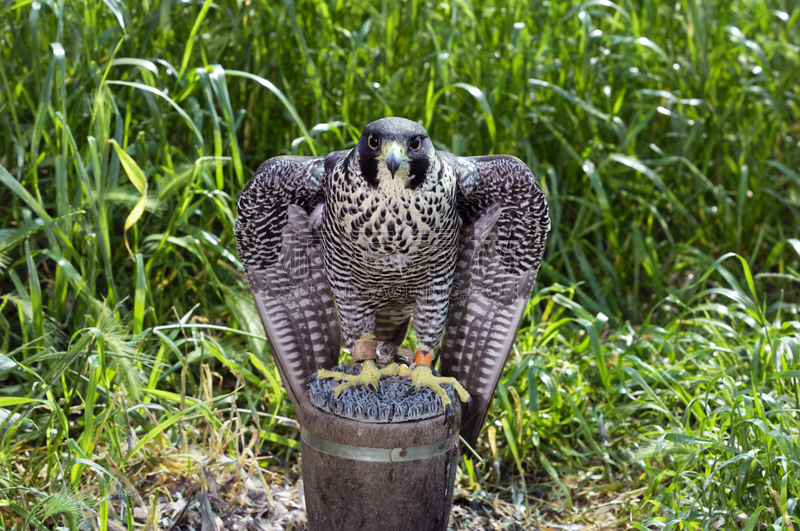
left=375, top=163, right=411, bottom=195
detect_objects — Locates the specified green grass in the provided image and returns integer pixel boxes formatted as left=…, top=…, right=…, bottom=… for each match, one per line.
left=1, top=0, right=799, bottom=528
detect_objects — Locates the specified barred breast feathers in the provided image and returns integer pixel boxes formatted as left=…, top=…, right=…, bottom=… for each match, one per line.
left=321, top=150, right=459, bottom=287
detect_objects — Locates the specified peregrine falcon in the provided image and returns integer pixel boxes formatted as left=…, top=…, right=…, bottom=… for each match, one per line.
left=235, top=117, right=549, bottom=446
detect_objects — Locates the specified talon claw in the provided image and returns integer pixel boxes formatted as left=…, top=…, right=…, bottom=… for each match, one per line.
left=444, top=403, right=452, bottom=424
left=466, top=396, right=473, bottom=414
left=368, top=383, right=380, bottom=396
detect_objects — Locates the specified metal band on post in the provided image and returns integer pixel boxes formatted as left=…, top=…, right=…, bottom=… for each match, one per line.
left=301, top=428, right=456, bottom=462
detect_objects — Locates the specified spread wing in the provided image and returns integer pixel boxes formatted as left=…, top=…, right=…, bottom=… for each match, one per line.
left=438, top=154, right=550, bottom=447
left=235, top=154, right=347, bottom=420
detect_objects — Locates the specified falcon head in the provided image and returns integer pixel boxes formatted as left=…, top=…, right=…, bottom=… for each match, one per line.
left=355, top=117, right=437, bottom=191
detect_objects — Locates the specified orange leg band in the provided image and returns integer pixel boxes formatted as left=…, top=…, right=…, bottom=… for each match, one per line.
left=414, top=349, right=433, bottom=366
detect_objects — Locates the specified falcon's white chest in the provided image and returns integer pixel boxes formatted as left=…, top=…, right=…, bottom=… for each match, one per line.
left=322, top=156, right=460, bottom=280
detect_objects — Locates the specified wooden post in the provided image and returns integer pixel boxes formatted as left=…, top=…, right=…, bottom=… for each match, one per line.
left=300, top=391, right=461, bottom=530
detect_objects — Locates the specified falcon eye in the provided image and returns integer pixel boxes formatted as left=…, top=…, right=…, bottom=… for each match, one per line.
left=409, top=136, right=421, bottom=150
left=368, top=134, right=380, bottom=149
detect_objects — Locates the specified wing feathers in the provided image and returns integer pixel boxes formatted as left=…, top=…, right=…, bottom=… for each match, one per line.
left=246, top=206, right=342, bottom=420
left=235, top=156, right=345, bottom=419
left=439, top=153, right=549, bottom=447
left=235, top=156, right=326, bottom=270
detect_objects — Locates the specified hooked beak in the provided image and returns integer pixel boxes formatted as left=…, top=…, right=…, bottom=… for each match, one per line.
left=377, top=141, right=408, bottom=178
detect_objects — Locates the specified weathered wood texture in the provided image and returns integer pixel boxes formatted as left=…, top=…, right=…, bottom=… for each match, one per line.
left=301, top=391, right=461, bottom=530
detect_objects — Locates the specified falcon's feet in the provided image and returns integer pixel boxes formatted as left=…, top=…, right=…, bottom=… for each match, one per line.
left=313, top=347, right=472, bottom=422
left=403, top=350, right=472, bottom=422
left=315, top=360, right=399, bottom=400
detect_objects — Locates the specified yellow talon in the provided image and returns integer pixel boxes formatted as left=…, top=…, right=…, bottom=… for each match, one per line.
left=315, top=360, right=402, bottom=398
left=315, top=357, right=471, bottom=420
left=397, top=364, right=471, bottom=411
